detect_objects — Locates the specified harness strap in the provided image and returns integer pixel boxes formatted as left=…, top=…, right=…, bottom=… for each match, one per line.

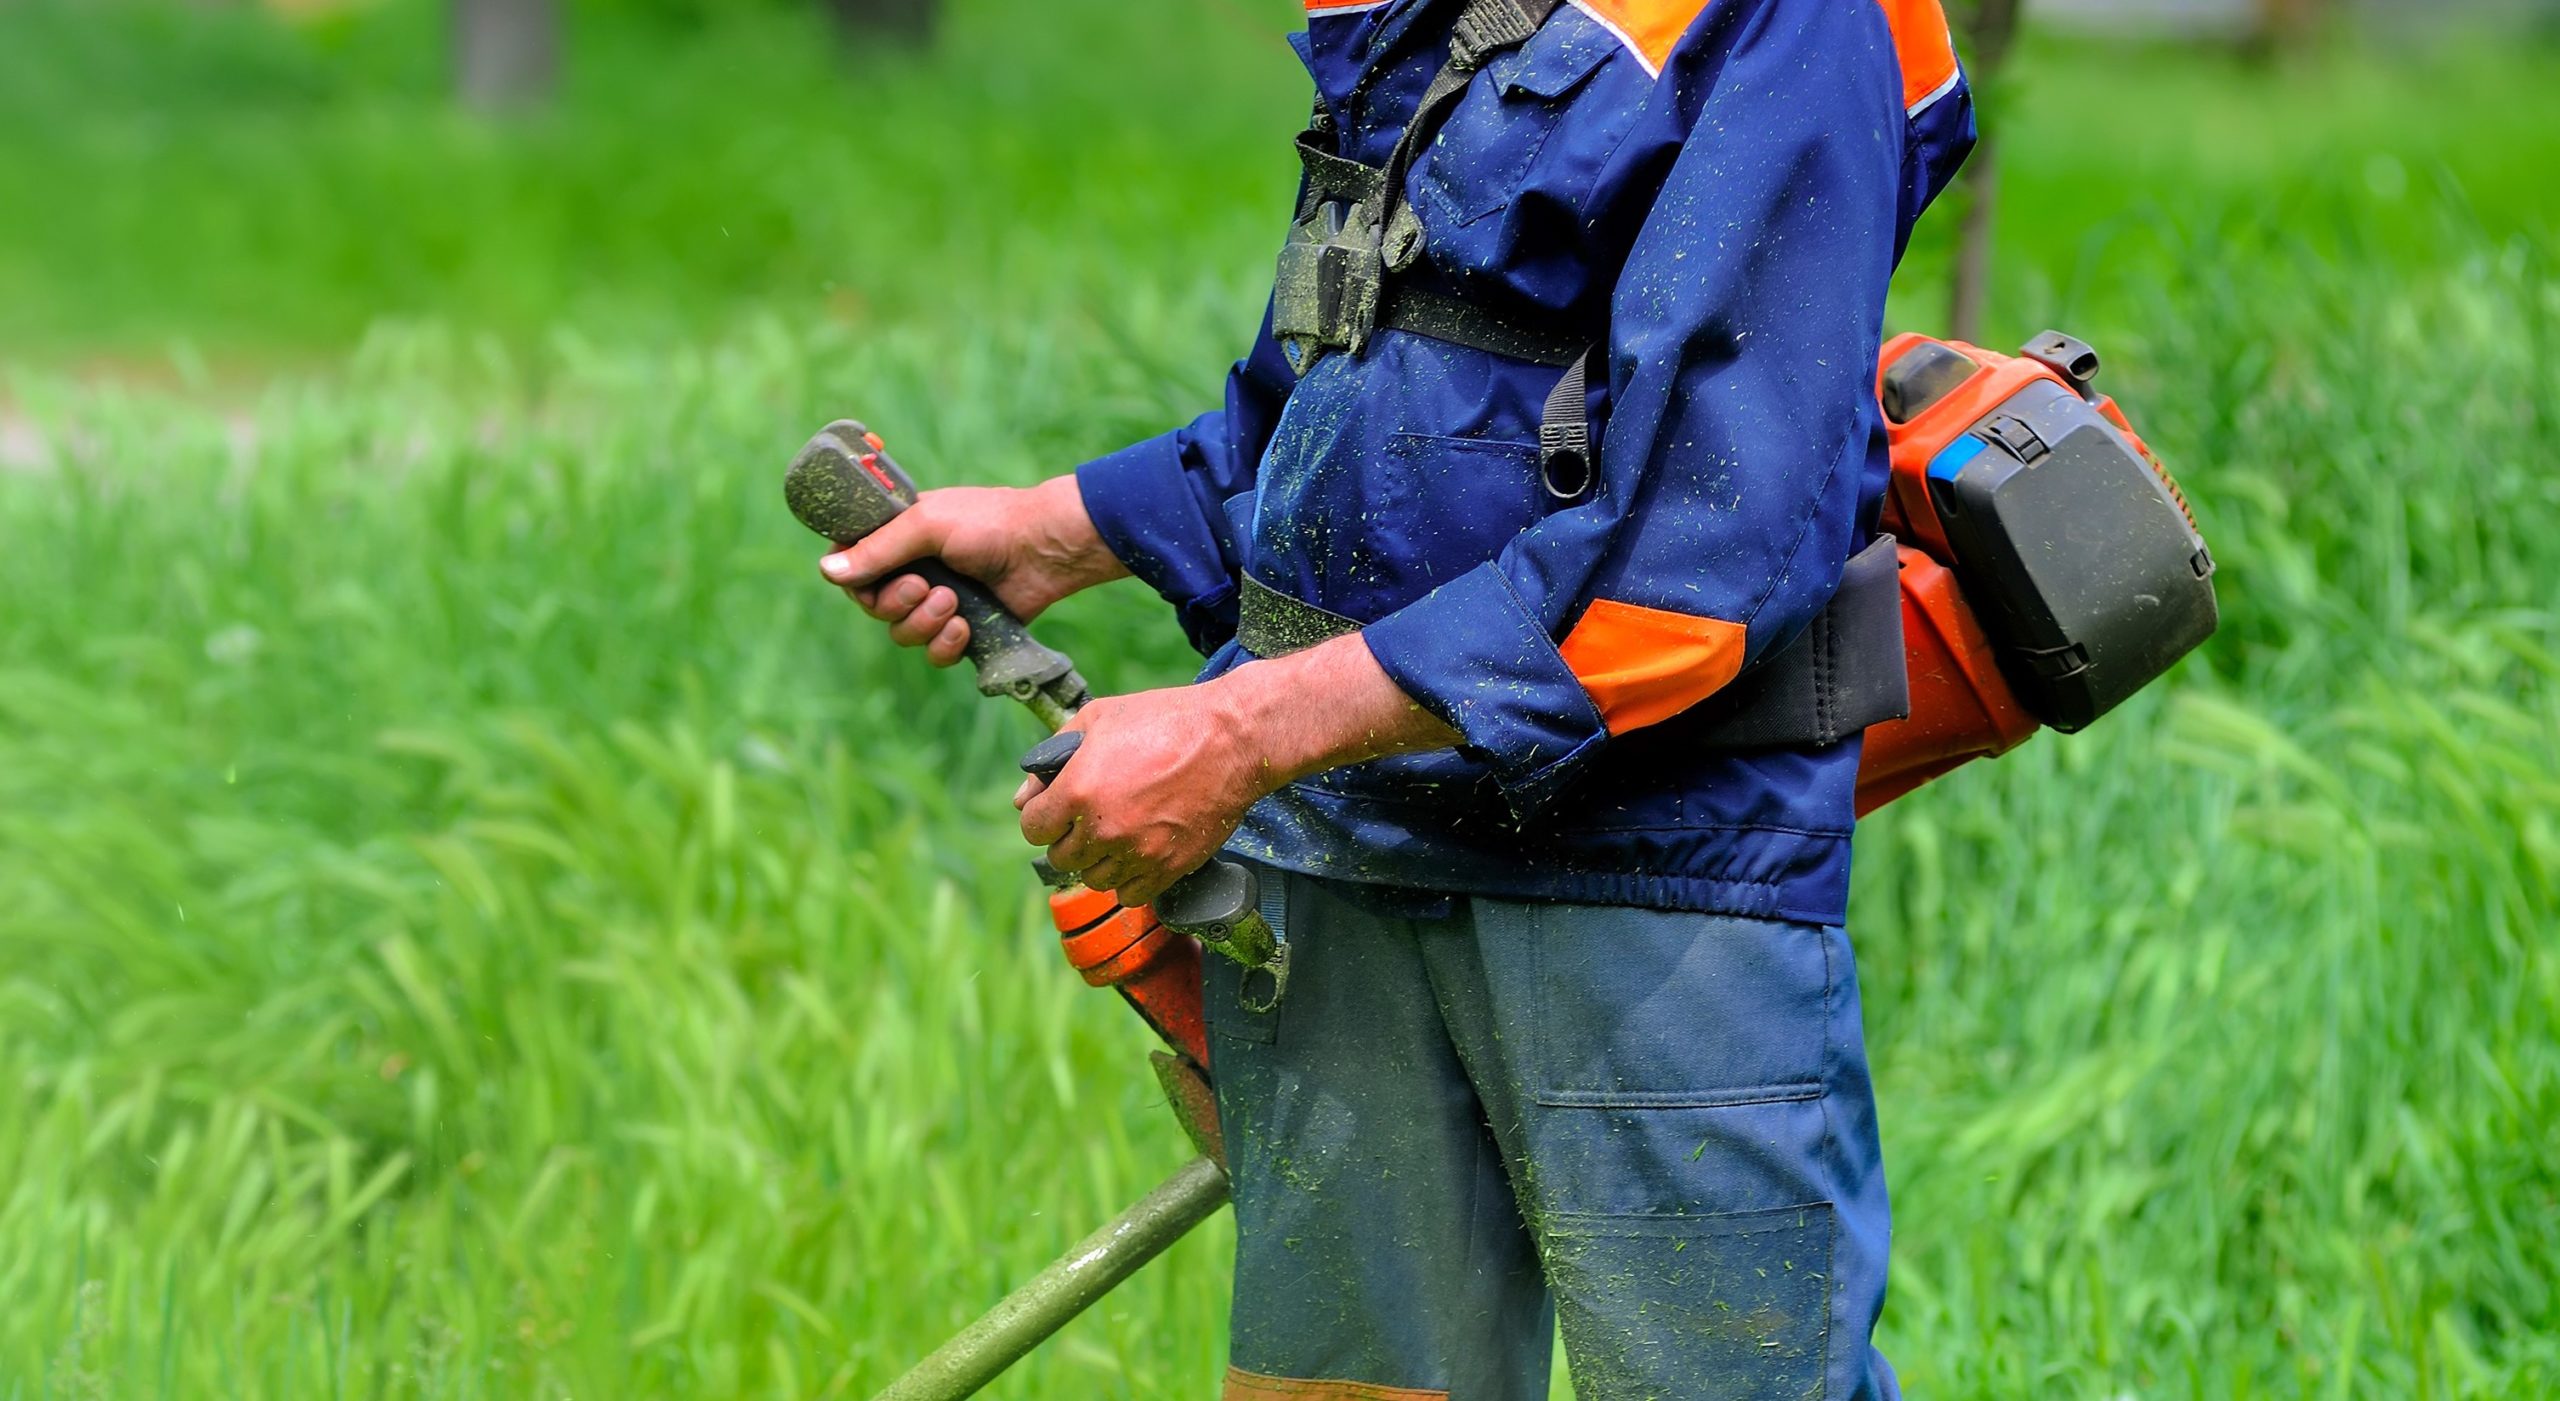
left=1234, top=536, right=1913, bottom=752
left=1237, top=574, right=1364, bottom=660
left=1682, top=535, right=1912, bottom=749
left=1280, top=0, right=1584, bottom=378
left=1377, top=287, right=1587, bottom=368
left=1371, top=0, right=1564, bottom=255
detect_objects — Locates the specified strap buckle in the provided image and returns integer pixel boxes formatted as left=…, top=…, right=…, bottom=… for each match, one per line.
left=1272, top=198, right=1386, bottom=376
left=1538, top=421, right=1593, bottom=500
left=1537, top=346, right=1597, bottom=500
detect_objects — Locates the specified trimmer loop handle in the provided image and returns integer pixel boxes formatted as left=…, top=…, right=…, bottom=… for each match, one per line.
left=785, top=420, right=1093, bottom=729
left=1020, top=732, right=1288, bottom=1010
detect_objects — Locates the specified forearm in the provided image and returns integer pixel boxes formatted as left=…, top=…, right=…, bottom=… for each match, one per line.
left=1212, top=633, right=1462, bottom=796
left=1010, top=631, right=1453, bottom=906
left=1024, top=472, right=1133, bottom=593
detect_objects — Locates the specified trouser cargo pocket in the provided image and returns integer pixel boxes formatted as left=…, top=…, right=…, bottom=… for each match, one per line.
left=1521, top=902, right=1832, bottom=1110
left=1542, top=1203, right=1836, bottom=1401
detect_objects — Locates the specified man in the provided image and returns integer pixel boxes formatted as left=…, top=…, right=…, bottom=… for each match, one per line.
left=824, top=0, right=1974, bottom=1393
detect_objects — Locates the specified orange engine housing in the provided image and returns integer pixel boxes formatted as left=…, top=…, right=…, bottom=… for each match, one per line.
left=1852, top=333, right=2176, bottom=814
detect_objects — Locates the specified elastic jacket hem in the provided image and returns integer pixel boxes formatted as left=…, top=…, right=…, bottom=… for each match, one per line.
left=1227, top=781, right=1854, bottom=924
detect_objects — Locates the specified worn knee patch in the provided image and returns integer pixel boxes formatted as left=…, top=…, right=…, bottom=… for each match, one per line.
left=1223, top=1366, right=1451, bottom=1400
left=1544, top=1203, right=1836, bottom=1401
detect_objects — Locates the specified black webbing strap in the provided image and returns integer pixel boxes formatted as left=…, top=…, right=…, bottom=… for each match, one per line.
left=1234, top=536, right=1913, bottom=751
left=1237, top=574, right=1364, bottom=659
left=1283, top=0, right=1588, bottom=378
left=1377, top=287, right=1587, bottom=368
left=1371, top=0, right=1565, bottom=252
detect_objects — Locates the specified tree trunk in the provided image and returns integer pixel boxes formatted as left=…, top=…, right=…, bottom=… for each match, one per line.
left=453, top=0, right=559, bottom=112
left=2246, top=0, right=2325, bottom=61
left=1947, top=128, right=1998, bottom=345
left=1947, top=0, right=2022, bottom=345
left=1960, top=0, right=2025, bottom=75
left=824, top=0, right=938, bottom=46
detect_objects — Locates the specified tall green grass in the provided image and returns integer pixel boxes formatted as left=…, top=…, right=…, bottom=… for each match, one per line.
left=1, top=309, right=1248, bottom=1397
left=4, top=0, right=2556, bottom=361
left=4, top=1, right=2558, bottom=1396
left=0, top=0, right=1307, bottom=358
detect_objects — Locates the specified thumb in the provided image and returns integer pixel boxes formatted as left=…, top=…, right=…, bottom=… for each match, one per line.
left=823, top=505, right=950, bottom=588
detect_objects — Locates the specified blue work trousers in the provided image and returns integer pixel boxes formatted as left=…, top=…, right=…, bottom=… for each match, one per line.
left=1210, top=868, right=1898, bottom=1401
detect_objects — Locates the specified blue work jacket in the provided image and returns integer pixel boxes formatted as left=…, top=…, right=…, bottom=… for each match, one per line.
left=1077, top=0, right=1976, bottom=923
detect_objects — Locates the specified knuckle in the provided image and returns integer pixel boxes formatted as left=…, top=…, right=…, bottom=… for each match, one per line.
left=908, top=502, right=956, bottom=541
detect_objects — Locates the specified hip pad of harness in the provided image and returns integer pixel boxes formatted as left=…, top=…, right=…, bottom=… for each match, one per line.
left=1237, top=534, right=1910, bottom=753
left=1681, top=534, right=1910, bottom=749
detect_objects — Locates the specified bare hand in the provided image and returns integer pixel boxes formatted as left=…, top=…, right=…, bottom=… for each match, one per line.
left=1008, top=636, right=1462, bottom=906
left=1012, top=684, right=1277, bottom=909
left=818, top=474, right=1127, bottom=667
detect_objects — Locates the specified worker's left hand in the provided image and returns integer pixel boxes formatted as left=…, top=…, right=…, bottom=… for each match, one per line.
left=1014, top=681, right=1273, bottom=908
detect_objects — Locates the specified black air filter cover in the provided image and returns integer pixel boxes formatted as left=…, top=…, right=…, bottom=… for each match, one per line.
left=1927, top=379, right=2218, bottom=731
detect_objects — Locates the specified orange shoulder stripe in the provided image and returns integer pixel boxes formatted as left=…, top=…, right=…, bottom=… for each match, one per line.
left=1557, top=597, right=1748, bottom=736
left=1872, top=0, right=1961, bottom=114
left=1569, top=0, right=1713, bottom=76
left=1317, top=0, right=1954, bottom=97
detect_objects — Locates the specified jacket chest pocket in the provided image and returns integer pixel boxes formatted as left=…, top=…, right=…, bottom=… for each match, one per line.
left=1413, top=20, right=1626, bottom=228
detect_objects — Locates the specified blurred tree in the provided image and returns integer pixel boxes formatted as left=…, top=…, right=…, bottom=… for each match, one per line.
left=453, top=0, right=559, bottom=109
left=2245, top=0, right=2326, bottom=59
left=824, top=0, right=937, bottom=45
left=1948, top=0, right=2021, bottom=344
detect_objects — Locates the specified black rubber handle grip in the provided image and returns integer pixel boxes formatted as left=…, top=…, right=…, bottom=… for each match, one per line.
left=785, top=420, right=1090, bottom=726
left=1020, top=730, right=1086, bottom=785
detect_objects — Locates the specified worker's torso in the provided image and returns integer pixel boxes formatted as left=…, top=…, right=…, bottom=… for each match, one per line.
left=1213, top=0, right=1933, bottom=921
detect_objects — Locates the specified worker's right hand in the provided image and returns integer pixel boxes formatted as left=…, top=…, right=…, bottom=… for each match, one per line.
left=819, top=473, right=1129, bottom=667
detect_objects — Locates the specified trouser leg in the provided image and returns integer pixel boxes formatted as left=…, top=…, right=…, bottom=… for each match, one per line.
left=1210, top=871, right=1553, bottom=1401
left=1420, top=901, right=1899, bottom=1401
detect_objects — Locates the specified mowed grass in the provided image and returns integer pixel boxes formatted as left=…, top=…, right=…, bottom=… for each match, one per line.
left=3, top=1, right=2558, bottom=1396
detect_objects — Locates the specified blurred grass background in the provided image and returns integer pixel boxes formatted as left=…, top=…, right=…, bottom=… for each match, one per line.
left=1, top=0, right=2556, bottom=1396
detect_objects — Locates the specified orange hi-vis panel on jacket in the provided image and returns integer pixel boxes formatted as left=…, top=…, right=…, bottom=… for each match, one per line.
left=1556, top=598, right=1747, bottom=735
left=1528, top=0, right=1960, bottom=85
left=1873, top=0, right=1962, bottom=114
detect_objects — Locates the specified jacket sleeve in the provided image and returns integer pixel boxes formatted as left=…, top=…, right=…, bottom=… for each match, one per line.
left=1359, top=0, right=1914, bottom=815
left=1075, top=300, right=1297, bottom=655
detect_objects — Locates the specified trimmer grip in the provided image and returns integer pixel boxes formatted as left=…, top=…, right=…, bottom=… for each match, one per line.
left=787, top=419, right=1091, bottom=728
left=902, top=556, right=1089, bottom=720
left=1020, top=729, right=1087, bottom=785
left=1018, top=733, right=1287, bottom=1008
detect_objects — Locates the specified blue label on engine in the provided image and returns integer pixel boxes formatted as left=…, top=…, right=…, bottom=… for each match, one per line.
left=1927, top=434, right=1989, bottom=484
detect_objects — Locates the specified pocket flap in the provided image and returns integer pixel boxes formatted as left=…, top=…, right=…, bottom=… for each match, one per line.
left=1493, top=26, right=1615, bottom=100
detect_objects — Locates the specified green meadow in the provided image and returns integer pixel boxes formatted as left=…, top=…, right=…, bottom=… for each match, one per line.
left=2, top=0, right=2555, bottom=1395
